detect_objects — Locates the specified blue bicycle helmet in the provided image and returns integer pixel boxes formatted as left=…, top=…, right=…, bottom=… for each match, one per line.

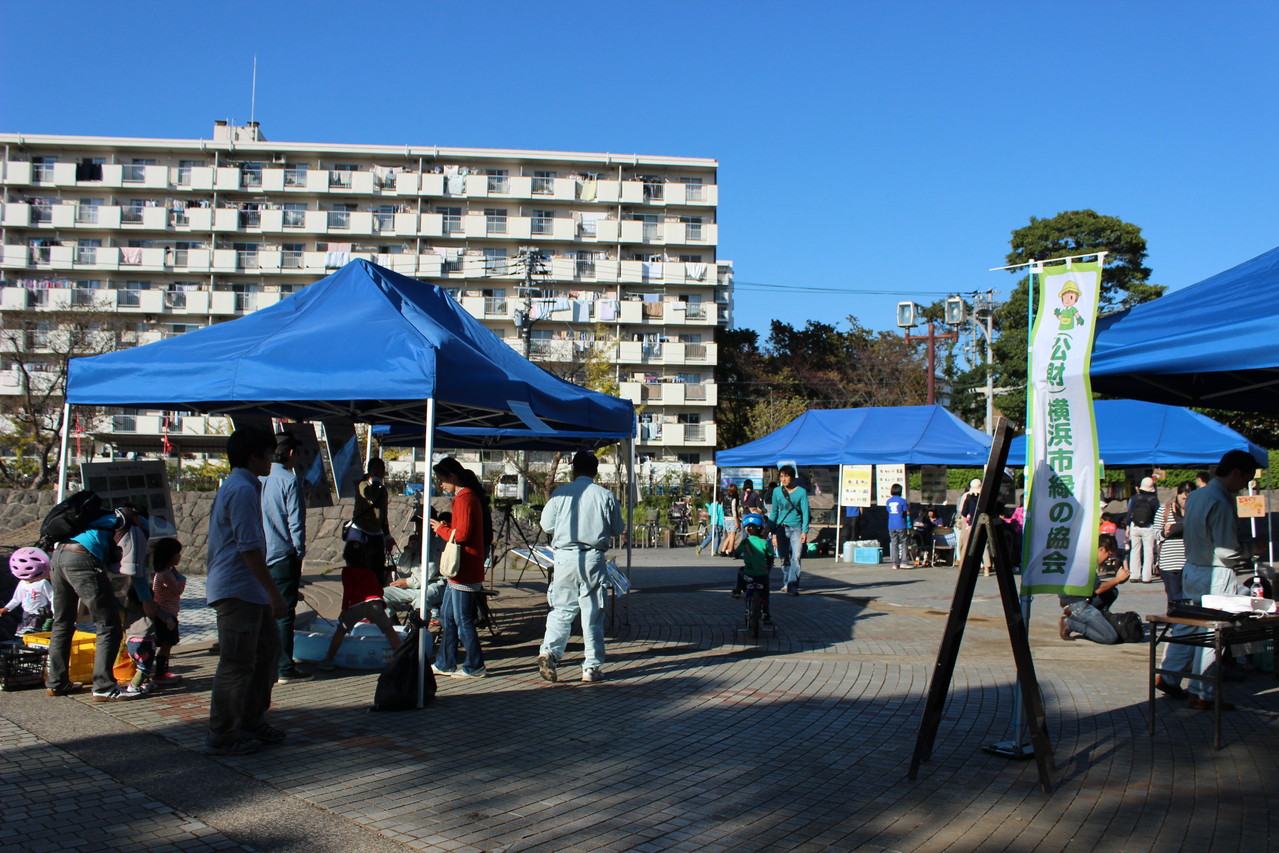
left=742, top=512, right=765, bottom=529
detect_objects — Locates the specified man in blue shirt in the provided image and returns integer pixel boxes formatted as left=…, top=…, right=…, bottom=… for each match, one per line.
left=886, top=483, right=910, bottom=570
left=261, top=433, right=311, bottom=684
left=769, top=466, right=810, bottom=596
left=205, top=426, right=286, bottom=756
left=46, top=506, right=131, bottom=700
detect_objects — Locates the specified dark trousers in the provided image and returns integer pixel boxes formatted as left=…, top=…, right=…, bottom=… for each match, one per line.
left=269, top=554, right=303, bottom=676
left=208, top=598, right=279, bottom=747
left=1162, top=570, right=1185, bottom=603
left=48, top=550, right=120, bottom=693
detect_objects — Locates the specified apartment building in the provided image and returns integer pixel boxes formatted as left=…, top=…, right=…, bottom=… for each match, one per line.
left=0, top=121, right=730, bottom=471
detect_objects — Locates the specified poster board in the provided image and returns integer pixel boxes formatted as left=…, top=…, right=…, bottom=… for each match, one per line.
left=1237, top=495, right=1266, bottom=518
left=321, top=418, right=362, bottom=499
left=876, top=464, right=906, bottom=503
left=280, top=423, right=334, bottom=508
left=718, top=467, right=764, bottom=491
left=805, top=465, right=837, bottom=496
left=80, top=460, right=177, bottom=539
left=920, top=465, right=948, bottom=504
left=840, top=465, right=872, bottom=507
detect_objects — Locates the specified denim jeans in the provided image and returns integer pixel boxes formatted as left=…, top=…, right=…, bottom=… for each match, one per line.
left=888, top=529, right=910, bottom=567
left=697, top=525, right=723, bottom=552
left=1162, top=562, right=1236, bottom=699
left=436, top=586, right=484, bottom=674
left=1161, top=569, right=1184, bottom=603
left=268, top=553, right=303, bottom=676
left=384, top=580, right=445, bottom=619
left=47, top=550, right=121, bottom=693
left=540, top=549, right=608, bottom=672
left=208, top=598, right=279, bottom=746
left=1064, top=600, right=1119, bottom=644
left=775, top=525, right=804, bottom=589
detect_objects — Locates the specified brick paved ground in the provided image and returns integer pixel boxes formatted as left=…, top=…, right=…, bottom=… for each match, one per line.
left=3, top=549, right=1277, bottom=851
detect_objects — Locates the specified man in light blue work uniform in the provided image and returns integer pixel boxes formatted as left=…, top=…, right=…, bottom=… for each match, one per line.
left=537, top=451, right=626, bottom=684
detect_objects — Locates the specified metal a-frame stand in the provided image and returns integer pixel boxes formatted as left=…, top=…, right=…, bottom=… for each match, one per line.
left=908, top=419, right=1055, bottom=792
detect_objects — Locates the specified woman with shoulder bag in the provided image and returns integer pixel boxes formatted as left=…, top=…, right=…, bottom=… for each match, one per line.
left=428, top=458, right=493, bottom=679
left=1154, top=480, right=1195, bottom=604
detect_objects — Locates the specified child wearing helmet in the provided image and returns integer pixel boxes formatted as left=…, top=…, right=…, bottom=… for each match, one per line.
left=731, top=513, right=775, bottom=622
left=3, top=547, right=54, bottom=636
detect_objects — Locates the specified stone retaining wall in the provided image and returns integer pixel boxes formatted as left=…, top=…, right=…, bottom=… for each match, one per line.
left=0, top=489, right=420, bottom=575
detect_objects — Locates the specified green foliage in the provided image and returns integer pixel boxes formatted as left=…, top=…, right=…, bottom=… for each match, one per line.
left=716, top=317, right=932, bottom=449
left=993, top=210, right=1166, bottom=427
left=166, top=460, right=229, bottom=492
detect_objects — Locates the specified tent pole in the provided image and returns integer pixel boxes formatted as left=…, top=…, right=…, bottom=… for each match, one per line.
left=417, top=398, right=437, bottom=710
left=836, top=465, right=844, bottom=561
left=624, top=434, right=634, bottom=625
left=365, top=424, right=374, bottom=468
left=56, top=402, right=71, bottom=501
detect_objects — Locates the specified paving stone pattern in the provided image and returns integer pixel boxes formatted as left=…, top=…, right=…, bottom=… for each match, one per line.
left=0, top=716, right=255, bottom=852
left=4, top=550, right=1278, bottom=851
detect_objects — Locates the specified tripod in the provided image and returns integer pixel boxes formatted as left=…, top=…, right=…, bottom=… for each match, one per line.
left=491, top=501, right=545, bottom=586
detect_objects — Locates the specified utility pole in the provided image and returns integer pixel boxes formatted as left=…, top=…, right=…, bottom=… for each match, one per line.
left=515, top=246, right=548, bottom=358
left=904, top=323, right=958, bottom=406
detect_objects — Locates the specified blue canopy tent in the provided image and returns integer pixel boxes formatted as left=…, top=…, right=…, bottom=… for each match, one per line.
left=1091, top=245, right=1279, bottom=414
left=715, top=405, right=993, bottom=467
left=1006, top=400, right=1268, bottom=468
left=373, top=425, right=633, bottom=452
left=66, top=260, right=634, bottom=436
left=64, top=260, right=636, bottom=707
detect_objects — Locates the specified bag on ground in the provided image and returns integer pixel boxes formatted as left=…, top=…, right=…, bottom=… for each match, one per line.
left=370, top=623, right=435, bottom=712
left=1104, top=610, right=1145, bottom=643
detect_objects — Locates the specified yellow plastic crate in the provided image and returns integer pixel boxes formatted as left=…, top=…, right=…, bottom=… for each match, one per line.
left=23, top=631, right=96, bottom=684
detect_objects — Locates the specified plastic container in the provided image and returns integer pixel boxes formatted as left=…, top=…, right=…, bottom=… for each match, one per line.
left=842, top=542, right=855, bottom=563
left=24, top=630, right=96, bottom=684
left=854, top=546, right=883, bottom=564
left=292, top=619, right=409, bottom=670
left=1, top=641, right=48, bottom=691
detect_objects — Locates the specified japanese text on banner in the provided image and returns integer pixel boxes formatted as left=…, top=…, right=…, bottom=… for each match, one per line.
left=1021, top=260, right=1102, bottom=596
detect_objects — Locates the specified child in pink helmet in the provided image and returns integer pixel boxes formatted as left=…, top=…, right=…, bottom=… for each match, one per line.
left=3, top=548, right=54, bottom=636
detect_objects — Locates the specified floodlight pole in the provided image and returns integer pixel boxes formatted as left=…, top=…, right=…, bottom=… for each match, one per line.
left=904, top=323, right=958, bottom=406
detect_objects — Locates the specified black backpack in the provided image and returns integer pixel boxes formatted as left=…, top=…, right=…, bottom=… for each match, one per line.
left=37, top=490, right=104, bottom=551
left=370, top=622, right=436, bottom=712
left=1105, top=610, right=1145, bottom=644
left=1129, top=494, right=1158, bottom=528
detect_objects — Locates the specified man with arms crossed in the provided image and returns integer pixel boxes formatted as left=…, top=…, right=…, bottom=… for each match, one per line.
left=262, top=432, right=311, bottom=683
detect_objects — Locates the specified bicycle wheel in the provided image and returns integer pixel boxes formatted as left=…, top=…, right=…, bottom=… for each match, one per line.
left=748, top=593, right=762, bottom=639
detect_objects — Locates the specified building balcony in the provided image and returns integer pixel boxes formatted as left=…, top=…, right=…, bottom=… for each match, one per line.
left=619, top=381, right=718, bottom=408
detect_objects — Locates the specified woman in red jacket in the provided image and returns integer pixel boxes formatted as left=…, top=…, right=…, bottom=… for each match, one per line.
left=428, top=457, right=493, bottom=678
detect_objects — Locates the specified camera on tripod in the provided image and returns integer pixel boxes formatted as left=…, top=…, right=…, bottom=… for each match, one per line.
left=494, top=497, right=523, bottom=509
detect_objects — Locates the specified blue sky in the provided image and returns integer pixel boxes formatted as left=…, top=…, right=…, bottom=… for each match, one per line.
left=3, top=1, right=1277, bottom=342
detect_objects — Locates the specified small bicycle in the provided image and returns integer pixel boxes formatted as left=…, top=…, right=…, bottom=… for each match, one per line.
left=740, top=572, right=775, bottom=639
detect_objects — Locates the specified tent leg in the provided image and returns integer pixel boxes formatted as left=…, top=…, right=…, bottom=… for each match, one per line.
left=57, top=402, right=71, bottom=501
left=624, top=434, right=634, bottom=626
left=417, top=398, right=437, bottom=709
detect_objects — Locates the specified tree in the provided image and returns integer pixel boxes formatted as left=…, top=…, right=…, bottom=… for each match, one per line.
left=992, top=210, right=1166, bottom=427
left=0, top=299, right=132, bottom=489
left=715, top=317, right=930, bottom=448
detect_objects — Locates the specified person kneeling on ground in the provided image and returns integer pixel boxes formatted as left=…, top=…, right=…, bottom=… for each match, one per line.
left=731, top=513, right=775, bottom=624
left=318, top=545, right=402, bottom=670
left=1059, top=534, right=1128, bottom=644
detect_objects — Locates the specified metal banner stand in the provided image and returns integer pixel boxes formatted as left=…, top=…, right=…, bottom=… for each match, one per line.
left=908, top=419, right=1055, bottom=792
